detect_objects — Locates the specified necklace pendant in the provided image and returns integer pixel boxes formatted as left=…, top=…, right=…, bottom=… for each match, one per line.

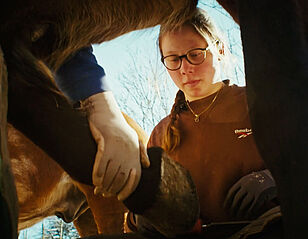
left=194, top=116, right=200, bottom=123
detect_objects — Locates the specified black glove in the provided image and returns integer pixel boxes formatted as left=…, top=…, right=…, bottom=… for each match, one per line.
left=224, top=169, right=277, bottom=220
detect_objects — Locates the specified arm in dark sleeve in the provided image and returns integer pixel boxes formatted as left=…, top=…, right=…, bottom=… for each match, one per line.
left=55, top=46, right=111, bottom=103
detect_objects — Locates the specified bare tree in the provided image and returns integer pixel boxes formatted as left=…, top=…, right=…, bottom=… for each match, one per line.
left=116, top=47, right=176, bottom=135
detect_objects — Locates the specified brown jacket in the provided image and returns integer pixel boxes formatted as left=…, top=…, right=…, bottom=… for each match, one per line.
left=148, top=82, right=265, bottom=223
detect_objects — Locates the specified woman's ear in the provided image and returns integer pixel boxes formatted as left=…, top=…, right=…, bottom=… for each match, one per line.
left=216, top=41, right=224, bottom=61
left=218, top=41, right=225, bottom=56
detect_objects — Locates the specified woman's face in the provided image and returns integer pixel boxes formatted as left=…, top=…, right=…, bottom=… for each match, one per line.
left=160, top=25, right=220, bottom=101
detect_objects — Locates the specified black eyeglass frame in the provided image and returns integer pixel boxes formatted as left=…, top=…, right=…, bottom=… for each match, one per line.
left=161, top=46, right=209, bottom=71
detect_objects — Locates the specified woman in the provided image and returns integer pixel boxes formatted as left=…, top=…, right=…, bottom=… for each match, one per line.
left=127, top=7, right=278, bottom=237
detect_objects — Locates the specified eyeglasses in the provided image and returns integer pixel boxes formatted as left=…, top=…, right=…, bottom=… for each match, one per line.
left=161, top=47, right=209, bottom=71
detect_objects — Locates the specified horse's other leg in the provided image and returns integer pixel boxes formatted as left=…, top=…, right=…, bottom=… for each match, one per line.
left=73, top=208, right=99, bottom=237
left=75, top=182, right=127, bottom=235
left=0, top=46, right=18, bottom=239
left=238, top=0, right=308, bottom=238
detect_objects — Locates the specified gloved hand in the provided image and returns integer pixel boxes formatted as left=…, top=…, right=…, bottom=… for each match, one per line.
left=224, top=169, right=277, bottom=220
left=83, top=91, right=150, bottom=201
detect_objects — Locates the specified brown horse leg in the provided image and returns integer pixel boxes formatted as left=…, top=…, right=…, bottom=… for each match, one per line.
left=75, top=182, right=127, bottom=235
left=74, top=208, right=99, bottom=237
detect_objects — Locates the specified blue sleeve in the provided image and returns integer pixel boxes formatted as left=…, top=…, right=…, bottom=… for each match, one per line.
left=55, top=46, right=111, bottom=102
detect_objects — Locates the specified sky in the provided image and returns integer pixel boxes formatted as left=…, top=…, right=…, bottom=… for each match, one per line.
left=19, top=1, right=245, bottom=238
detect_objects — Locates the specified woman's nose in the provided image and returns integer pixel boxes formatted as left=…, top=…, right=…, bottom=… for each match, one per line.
left=180, top=58, right=193, bottom=75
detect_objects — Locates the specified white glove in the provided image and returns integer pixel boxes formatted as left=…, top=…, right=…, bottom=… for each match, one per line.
left=82, top=91, right=149, bottom=200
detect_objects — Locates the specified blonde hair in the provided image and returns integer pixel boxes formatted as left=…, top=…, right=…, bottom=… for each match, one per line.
left=159, top=7, right=232, bottom=153
left=162, top=90, right=186, bottom=153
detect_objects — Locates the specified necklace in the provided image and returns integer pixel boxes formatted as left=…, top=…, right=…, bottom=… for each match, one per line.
left=186, top=87, right=222, bottom=123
